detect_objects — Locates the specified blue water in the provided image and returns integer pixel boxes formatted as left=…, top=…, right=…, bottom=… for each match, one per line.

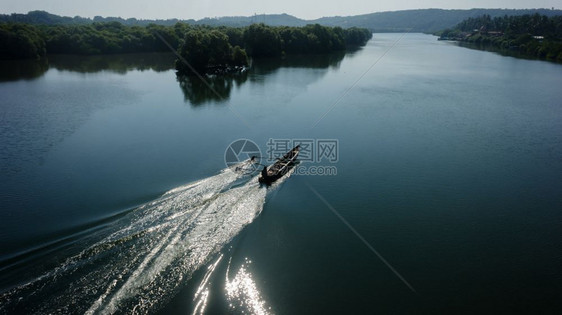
left=1, top=34, right=561, bottom=314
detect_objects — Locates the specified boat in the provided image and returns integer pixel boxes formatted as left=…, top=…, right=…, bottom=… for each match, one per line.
left=258, top=145, right=300, bottom=185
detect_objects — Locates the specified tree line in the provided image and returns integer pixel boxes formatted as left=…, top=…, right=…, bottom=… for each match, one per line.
left=439, top=14, right=562, bottom=61
left=0, top=22, right=182, bottom=59
left=0, top=21, right=372, bottom=74
left=0, top=10, right=184, bottom=26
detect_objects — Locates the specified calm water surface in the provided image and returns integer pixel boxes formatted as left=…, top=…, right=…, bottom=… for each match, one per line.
left=1, top=34, right=561, bottom=314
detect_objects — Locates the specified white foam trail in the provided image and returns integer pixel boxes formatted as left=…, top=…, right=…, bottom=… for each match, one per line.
left=0, top=160, right=272, bottom=314
left=96, top=177, right=266, bottom=313
left=85, top=226, right=178, bottom=314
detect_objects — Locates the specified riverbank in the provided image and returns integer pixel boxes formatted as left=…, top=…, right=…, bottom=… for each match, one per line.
left=439, top=32, right=562, bottom=62
left=437, top=14, right=562, bottom=63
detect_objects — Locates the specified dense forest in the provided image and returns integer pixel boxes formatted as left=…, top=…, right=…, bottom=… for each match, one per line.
left=0, top=21, right=372, bottom=74
left=0, top=22, right=181, bottom=59
left=0, top=23, right=46, bottom=59
left=2, top=9, right=561, bottom=32
left=439, top=14, right=562, bottom=61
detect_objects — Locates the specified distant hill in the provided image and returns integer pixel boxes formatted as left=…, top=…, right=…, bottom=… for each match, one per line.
left=197, top=14, right=308, bottom=27
left=2, top=9, right=562, bottom=32
left=312, top=8, right=562, bottom=32
left=0, top=10, right=189, bottom=26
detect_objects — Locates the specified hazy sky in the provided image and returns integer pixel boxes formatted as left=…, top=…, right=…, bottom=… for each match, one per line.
left=1, top=0, right=560, bottom=20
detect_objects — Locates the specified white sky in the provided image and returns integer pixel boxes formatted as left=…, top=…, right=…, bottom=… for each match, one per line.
left=1, top=0, right=560, bottom=20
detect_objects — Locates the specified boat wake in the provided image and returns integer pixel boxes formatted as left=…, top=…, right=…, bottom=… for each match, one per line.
left=0, top=160, right=287, bottom=314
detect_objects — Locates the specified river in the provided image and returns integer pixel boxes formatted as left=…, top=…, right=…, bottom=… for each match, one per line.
left=1, top=33, right=561, bottom=314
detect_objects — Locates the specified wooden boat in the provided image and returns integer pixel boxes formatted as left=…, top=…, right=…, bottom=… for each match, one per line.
left=258, top=145, right=300, bottom=185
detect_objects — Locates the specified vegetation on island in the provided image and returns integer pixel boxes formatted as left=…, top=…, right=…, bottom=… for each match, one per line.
left=438, top=14, right=562, bottom=62
left=177, top=24, right=371, bottom=73
left=176, top=28, right=249, bottom=73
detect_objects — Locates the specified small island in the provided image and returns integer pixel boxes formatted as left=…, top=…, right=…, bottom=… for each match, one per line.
left=438, top=14, right=562, bottom=62
left=176, top=24, right=372, bottom=74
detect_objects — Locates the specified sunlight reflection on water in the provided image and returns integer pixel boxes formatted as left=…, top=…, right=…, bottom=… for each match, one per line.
left=225, top=257, right=271, bottom=315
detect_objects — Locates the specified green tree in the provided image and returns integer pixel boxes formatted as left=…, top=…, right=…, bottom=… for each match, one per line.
left=243, top=24, right=282, bottom=57
left=232, top=45, right=249, bottom=66
left=177, top=30, right=208, bottom=73
left=176, top=29, right=248, bottom=74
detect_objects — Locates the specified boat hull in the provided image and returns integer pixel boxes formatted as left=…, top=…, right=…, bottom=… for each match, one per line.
left=258, top=145, right=300, bottom=185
